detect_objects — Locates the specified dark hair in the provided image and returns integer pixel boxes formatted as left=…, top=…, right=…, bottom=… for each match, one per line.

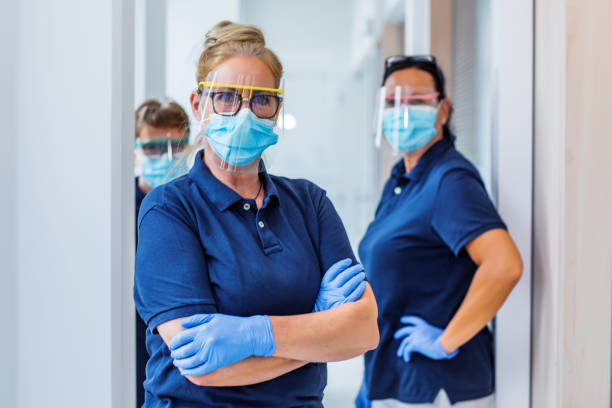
left=382, top=55, right=453, bottom=141
left=135, top=98, right=190, bottom=139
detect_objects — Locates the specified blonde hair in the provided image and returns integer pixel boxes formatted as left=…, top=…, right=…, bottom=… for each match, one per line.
left=196, top=21, right=283, bottom=87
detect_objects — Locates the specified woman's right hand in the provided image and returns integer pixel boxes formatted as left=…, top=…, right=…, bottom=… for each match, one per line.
left=169, top=313, right=276, bottom=376
left=313, top=258, right=366, bottom=312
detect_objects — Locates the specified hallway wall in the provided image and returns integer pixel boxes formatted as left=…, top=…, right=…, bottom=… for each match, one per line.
left=0, top=0, right=18, bottom=406
left=533, top=0, right=612, bottom=406
left=2, top=0, right=136, bottom=406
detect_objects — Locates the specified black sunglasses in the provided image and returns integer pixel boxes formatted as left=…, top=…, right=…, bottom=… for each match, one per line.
left=385, top=55, right=438, bottom=70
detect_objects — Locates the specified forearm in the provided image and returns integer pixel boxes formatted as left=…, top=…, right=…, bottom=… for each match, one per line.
left=159, top=284, right=378, bottom=386
left=185, top=356, right=308, bottom=387
left=159, top=317, right=308, bottom=387
left=439, top=259, right=522, bottom=353
left=270, top=284, right=379, bottom=362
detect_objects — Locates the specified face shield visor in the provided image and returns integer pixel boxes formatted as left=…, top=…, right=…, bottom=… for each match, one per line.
left=374, top=85, right=440, bottom=153
left=134, top=135, right=190, bottom=188
left=195, top=70, right=284, bottom=173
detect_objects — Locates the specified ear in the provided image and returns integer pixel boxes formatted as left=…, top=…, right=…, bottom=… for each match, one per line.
left=190, top=91, right=201, bottom=118
left=436, top=97, right=452, bottom=129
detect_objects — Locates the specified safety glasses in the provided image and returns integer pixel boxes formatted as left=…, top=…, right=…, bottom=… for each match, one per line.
left=199, top=82, right=283, bottom=119
left=135, top=138, right=190, bottom=157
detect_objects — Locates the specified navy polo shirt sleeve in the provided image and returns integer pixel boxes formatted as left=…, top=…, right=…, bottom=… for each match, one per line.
left=431, top=168, right=507, bottom=256
left=135, top=199, right=217, bottom=332
left=315, top=189, right=358, bottom=274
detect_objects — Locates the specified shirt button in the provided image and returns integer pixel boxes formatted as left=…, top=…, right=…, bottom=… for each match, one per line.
left=243, top=203, right=251, bottom=211
left=258, top=221, right=265, bottom=229
left=394, top=186, right=402, bottom=195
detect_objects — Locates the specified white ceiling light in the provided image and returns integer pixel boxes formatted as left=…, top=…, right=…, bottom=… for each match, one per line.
left=278, top=113, right=297, bottom=130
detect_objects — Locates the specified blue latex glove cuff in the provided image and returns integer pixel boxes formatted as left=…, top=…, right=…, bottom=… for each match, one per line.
left=433, top=336, right=458, bottom=359
left=252, top=315, right=276, bottom=357
left=393, top=315, right=460, bottom=363
left=169, top=313, right=276, bottom=376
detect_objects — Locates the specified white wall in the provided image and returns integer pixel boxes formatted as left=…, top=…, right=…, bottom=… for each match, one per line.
left=451, top=0, right=493, bottom=191
left=239, top=0, right=378, bottom=251
left=165, top=0, right=239, bottom=133
left=0, top=1, right=18, bottom=406
left=134, top=0, right=240, bottom=127
left=134, top=0, right=146, bottom=104
left=6, top=0, right=135, bottom=406
left=405, top=0, right=430, bottom=54
left=145, top=0, right=167, bottom=99
left=488, top=2, right=533, bottom=408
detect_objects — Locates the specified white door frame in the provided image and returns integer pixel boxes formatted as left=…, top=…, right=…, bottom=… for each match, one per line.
left=491, top=1, right=533, bottom=407
left=111, top=0, right=136, bottom=406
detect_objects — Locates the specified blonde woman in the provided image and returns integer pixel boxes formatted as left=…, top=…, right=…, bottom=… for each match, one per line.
left=134, top=21, right=379, bottom=407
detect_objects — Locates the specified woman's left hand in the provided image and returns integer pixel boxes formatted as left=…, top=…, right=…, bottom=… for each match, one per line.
left=313, top=258, right=367, bottom=312
left=393, top=316, right=458, bottom=363
left=169, top=313, right=276, bottom=376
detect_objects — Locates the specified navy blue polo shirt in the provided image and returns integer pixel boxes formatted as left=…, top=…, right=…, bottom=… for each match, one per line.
left=358, top=138, right=506, bottom=404
left=135, top=177, right=149, bottom=408
left=134, top=151, right=356, bottom=407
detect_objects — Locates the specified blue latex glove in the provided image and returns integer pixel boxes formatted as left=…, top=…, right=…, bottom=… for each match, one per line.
left=313, top=258, right=367, bottom=312
left=169, top=313, right=275, bottom=376
left=393, top=316, right=459, bottom=363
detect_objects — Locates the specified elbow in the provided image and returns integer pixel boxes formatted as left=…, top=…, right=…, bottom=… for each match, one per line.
left=362, top=304, right=380, bottom=352
left=494, top=252, right=523, bottom=288
left=352, top=287, right=380, bottom=353
left=186, top=373, right=221, bottom=387
left=507, top=253, right=523, bottom=287
left=186, top=375, right=210, bottom=387
left=364, top=323, right=380, bottom=352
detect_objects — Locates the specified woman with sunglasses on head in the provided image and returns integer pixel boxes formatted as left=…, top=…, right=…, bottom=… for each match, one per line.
left=356, top=55, right=522, bottom=408
left=134, top=21, right=378, bottom=407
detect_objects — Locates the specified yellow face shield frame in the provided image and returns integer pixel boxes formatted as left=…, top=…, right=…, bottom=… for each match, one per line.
left=198, top=81, right=284, bottom=97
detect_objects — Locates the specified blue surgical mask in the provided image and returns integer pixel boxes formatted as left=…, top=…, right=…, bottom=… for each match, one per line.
left=141, top=155, right=188, bottom=188
left=204, top=109, right=279, bottom=167
left=382, top=106, right=438, bottom=152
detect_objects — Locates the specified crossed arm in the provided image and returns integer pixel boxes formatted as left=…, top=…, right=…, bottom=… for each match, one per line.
left=157, top=283, right=378, bottom=387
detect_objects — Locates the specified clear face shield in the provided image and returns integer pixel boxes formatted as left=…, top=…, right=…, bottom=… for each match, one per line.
left=374, top=85, right=440, bottom=153
left=195, top=70, right=284, bottom=173
left=134, top=135, right=190, bottom=188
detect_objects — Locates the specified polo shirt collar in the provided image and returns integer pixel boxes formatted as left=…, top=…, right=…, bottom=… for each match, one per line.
left=391, top=137, right=453, bottom=182
left=261, top=167, right=281, bottom=207
left=189, top=150, right=280, bottom=211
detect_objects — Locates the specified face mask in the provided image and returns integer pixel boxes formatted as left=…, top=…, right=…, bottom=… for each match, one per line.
left=204, top=109, right=279, bottom=167
left=382, top=106, right=438, bottom=152
left=141, top=155, right=187, bottom=188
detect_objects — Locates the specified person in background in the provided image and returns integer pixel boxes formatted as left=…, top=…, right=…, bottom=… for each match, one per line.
left=356, top=55, right=523, bottom=408
left=133, top=98, right=190, bottom=408
left=134, top=99, right=191, bottom=224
